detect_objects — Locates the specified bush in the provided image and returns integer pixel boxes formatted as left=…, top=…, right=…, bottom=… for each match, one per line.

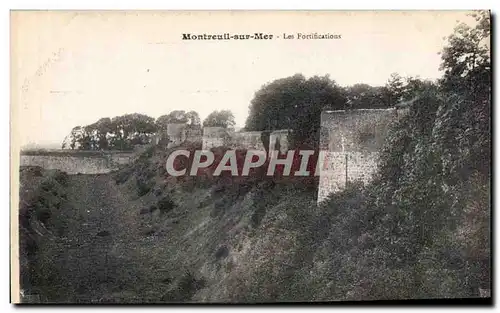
left=141, top=228, right=156, bottom=237
left=250, top=204, right=266, bottom=229
left=161, top=271, right=206, bottom=303
left=136, top=177, right=154, bottom=197
left=35, top=207, right=52, bottom=224
left=135, top=158, right=156, bottom=197
left=153, top=187, right=163, bottom=197
left=149, top=204, right=158, bottom=213
left=113, top=167, right=134, bottom=185
left=40, top=179, right=57, bottom=192
left=210, top=181, right=254, bottom=217
left=137, top=145, right=156, bottom=161
left=215, top=245, right=229, bottom=260
left=310, top=89, right=491, bottom=299
left=157, top=196, right=176, bottom=214
left=53, top=171, right=69, bottom=186
left=249, top=183, right=283, bottom=228
left=24, top=166, right=43, bottom=177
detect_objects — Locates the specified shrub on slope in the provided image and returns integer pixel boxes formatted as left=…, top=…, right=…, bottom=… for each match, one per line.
left=310, top=90, right=490, bottom=300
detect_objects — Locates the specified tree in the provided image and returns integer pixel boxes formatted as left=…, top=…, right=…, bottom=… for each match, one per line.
left=109, top=113, right=157, bottom=149
left=185, top=111, right=201, bottom=126
left=439, top=10, right=490, bottom=97
left=385, top=73, right=406, bottom=105
left=368, top=11, right=491, bottom=296
left=62, top=126, right=87, bottom=150
left=156, top=110, right=201, bottom=131
left=402, top=77, right=438, bottom=101
left=438, top=11, right=491, bottom=178
left=245, top=74, right=347, bottom=148
left=86, top=117, right=113, bottom=150
left=63, top=113, right=157, bottom=151
left=436, top=11, right=491, bottom=179
left=344, top=84, right=390, bottom=109
left=156, top=110, right=188, bottom=131
left=203, top=110, right=235, bottom=128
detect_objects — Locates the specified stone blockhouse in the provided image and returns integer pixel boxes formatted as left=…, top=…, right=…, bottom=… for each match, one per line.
left=185, top=126, right=203, bottom=144
left=269, top=129, right=290, bottom=154
left=230, top=131, right=266, bottom=151
left=201, top=127, right=233, bottom=149
left=166, top=123, right=188, bottom=148
left=200, top=127, right=291, bottom=153
left=317, top=108, right=405, bottom=203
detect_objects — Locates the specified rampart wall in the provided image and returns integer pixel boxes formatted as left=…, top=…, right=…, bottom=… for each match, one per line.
left=317, top=108, right=401, bottom=203
left=26, top=107, right=404, bottom=183
left=166, top=123, right=187, bottom=148
left=269, top=129, right=290, bottom=154
left=200, top=127, right=290, bottom=153
left=20, top=150, right=136, bottom=174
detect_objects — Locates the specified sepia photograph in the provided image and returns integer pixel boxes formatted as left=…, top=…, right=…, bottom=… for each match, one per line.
left=10, top=10, right=491, bottom=304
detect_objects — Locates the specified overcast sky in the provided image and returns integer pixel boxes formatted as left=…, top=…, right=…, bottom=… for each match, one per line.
left=12, top=11, right=473, bottom=148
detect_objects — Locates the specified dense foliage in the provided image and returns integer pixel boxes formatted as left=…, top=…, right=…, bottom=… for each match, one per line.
left=202, top=110, right=236, bottom=128
left=317, top=11, right=491, bottom=298
left=62, top=110, right=203, bottom=151
left=62, top=109, right=237, bottom=150
left=245, top=74, right=347, bottom=147
left=62, top=113, right=157, bottom=151
left=244, top=72, right=439, bottom=149
left=156, top=110, right=201, bottom=131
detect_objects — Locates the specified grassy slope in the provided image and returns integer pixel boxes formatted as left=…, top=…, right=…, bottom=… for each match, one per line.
left=20, top=142, right=487, bottom=303
left=109, top=145, right=322, bottom=302
left=20, top=146, right=322, bottom=302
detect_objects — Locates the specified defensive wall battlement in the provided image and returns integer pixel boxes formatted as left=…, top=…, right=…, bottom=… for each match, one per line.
left=20, top=150, right=137, bottom=174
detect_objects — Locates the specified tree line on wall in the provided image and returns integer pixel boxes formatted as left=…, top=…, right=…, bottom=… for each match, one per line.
left=62, top=73, right=424, bottom=151
left=61, top=110, right=236, bottom=150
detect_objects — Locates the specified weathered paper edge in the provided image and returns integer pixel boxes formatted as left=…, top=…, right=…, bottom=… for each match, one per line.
left=10, top=10, right=21, bottom=304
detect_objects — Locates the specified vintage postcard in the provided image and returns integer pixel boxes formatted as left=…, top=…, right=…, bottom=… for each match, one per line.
left=10, top=10, right=491, bottom=304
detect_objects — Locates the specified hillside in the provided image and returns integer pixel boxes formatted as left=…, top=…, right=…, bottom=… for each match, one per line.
left=19, top=118, right=490, bottom=303
left=19, top=146, right=322, bottom=303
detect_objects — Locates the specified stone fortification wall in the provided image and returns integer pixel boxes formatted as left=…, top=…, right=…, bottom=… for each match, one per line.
left=269, top=130, right=290, bottom=154
left=185, top=126, right=203, bottom=144
left=166, top=123, right=187, bottom=148
left=201, top=127, right=291, bottom=153
left=318, top=108, right=398, bottom=203
left=202, top=127, right=233, bottom=150
left=230, top=131, right=265, bottom=151
left=20, top=150, right=136, bottom=174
